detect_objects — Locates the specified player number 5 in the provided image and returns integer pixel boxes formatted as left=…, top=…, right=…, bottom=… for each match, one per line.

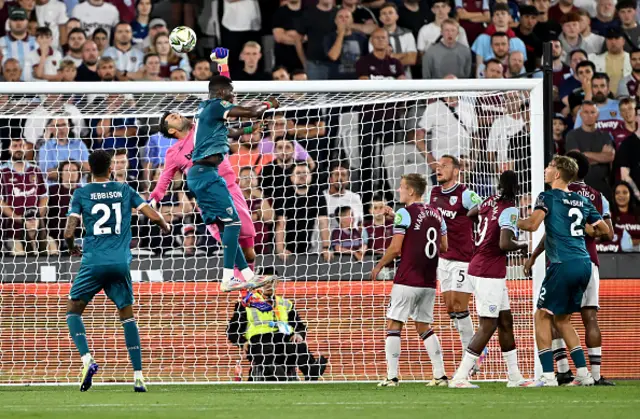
left=92, top=203, right=123, bottom=235
left=424, top=227, right=438, bottom=259
left=568, top=207, right=584, bottom=237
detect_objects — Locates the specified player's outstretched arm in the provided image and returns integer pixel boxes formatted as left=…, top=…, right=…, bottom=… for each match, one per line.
left=523, top=233, right=545, bottom=277
left=227, top=97, right=280, bottom=120
left=517, top=209, right=545, bottom=232
left=227, top=123, right=263, bottom=139
left=63, top=215, right=82, bottom=256
left=139, top=204, right=171, bottom=234
left=370, top=234, right=404, bottom=281
left=148, top=148, right=180, bottom=206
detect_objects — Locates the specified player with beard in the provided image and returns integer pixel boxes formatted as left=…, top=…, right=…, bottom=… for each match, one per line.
left=427, top=155, right=482, bottom=371
left=524, top=151, right=615, bottom=386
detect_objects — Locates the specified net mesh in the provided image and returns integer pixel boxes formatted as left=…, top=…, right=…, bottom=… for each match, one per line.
left=0, top=86, right=633, bottom=384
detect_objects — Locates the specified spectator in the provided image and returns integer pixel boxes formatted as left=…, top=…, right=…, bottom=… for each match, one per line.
left=170, top=68, right=188, bottom=81
left=577, top=9, right=605, bottom=54
left=483, top=57, right=504, bottom=78
left=192, top=58, right=212, bottom=81
left=38, top=117, right=89, bottom=181
left=140, top=18, right=167, bottom=52
left=272, top=65, right=291, bottom=80
left=559, top=49, right=589, bottom=106
left=376, top=2, right=417, bottom=78
left=356, top=28, right=405, bottom=79
left=111, top=148, right=139, bottom=190
left=62, top=28, right=86, bottom=67
left=291, top=69, right=308, bottom=80
left=566, top=100, right=616, bottom=200
left=297, top=0, right=337, bottom=80
left=363, top=195, right=393, bottom=255
left=471, top=4, right=527, bottom=70
left=27, top=19, right=38, bottom=38
left=232, top=41, right=270, bottom=81
left=151, top=33, right=191, bottom=79
left=591, top=0, right=621, bottom=36
left=514, top=5, right=543, bottom=72
left=34, top=0, right=68, bottom=50
left=61, top=18, right=82, bottom=53
left=0, top=8, right=37, bottom=78
left=505, top=50, right=525, bottom=77
left=618, top=49, right=640, bottom=101
left=91, top=27, right=109, bottom=56
left=46, top=160, right=82, bottom=248
left=140, top=52, right=162, bottom=81
left=96, top=55, right=116, bottom=81
left=456, top=0, right=490, bottom=45
left=340, top=0, right=378, bottom=35
left=274, top=162, right=332, bottom=261
left=226, top=273, right=328, bottom=381
left=553, top=113, right=568, bottom=154
left=589, top=28, right=632, bottom=95
left=548, top=0, right=578, bottom=22
left=75, top=40, right=100, bottom=81
left=604, top=97, right=639, bottom=149
left=72, top=0, right=119, bottom=38
left=272, top=0, right=304, bottom=72
left=618, top=132, right=640, bottom=200
left=58, top=59, right=77, bottom=81
left=422, top=18, right=472, bottom=79
left=238, top=166, right=276, bottom=255
left=476, top=31, right=510, bottom=77
left=25, top=26, right=62, bottom=81
left=323, top=161, right=364, bottom=225
left=259, top=137, right=300, bottom=200
left=600, top=181, right=640, bottom=252
left=0, top=138, right=50, bottom=256
left=566, top=60, right=595, bottom=117
left=397, top=0, right=429, bottom=39
left=535, top=39, right=571, bottom=104
left=617, top=0, right=640, bottom=52
left=486, top=92, right=526, bottom=164
left=262, top=113, right=315, bottom=170
left=532, top=0, right=562, bottom=42
left=102, top=22, right=144, bottom=81
left=1, top=58, right=22, bottom=82
left=220, top=0, right=261, bottom=71
left=575, top=73, right=622, bottom=127
left=331, top=206, right=366, bottom=261
left=417, top=0, right=468, bottom=54
left=131, top=0, right=152, bottom=45
left=324, top=8, right=368, bottom=79
left=228, top=126, right=275, bottom=177
left=559, top=12, right=593, bottom=58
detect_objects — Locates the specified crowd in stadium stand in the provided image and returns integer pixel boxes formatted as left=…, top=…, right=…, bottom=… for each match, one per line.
left=1, top=0, right=640, bottom=257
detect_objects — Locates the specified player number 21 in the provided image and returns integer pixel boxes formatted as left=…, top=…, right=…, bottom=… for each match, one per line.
left=424, top=227, right=438, bottom=259
left=92, top=203, right=122, bottom=235
left=568, top=207, right=584, bottom=237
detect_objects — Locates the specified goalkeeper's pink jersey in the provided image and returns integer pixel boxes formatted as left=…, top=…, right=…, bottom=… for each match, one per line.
left=149, top=127, right=237, bottom=203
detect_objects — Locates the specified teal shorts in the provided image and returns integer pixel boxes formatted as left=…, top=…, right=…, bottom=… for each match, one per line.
left=186, top=163, right=239, bottom=225
left=537, top=258, right=591, bottom=315
left=69, top=263, right=134, bottom=309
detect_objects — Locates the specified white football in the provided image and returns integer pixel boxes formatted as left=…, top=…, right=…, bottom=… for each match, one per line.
left=169, top=26, right=197, bottom=53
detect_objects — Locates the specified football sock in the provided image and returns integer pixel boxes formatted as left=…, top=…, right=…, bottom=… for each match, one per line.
left=385, top=330, right=401, bottom=380
left=588, top=347, right=602, bottom=381
left=502, top=349, right=523, bottom=382
left=134, top=370, right=144, bottom=381
left=552, top=338, right=570, bottom=374
left=455, top=311, right=474, bottom=351
left=66, top=312, right=90, bottom=358
left=538, top=348, right=554, bottom=375
left=421, top=329, right=445, bottom=378
left=569, top=346, right=588, bottom=377
left=234, top=247, right=249, bottom=271
left=81, top=353, right=93, bottom=367
left=221, top=223, right=242, bottom=271
left=122, top=317, right=142, bottom=372
left=452, top=349, right=479, bottom=381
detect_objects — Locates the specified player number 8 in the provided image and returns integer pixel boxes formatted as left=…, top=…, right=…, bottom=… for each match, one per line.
left=424, top=227, right=438, bottom=259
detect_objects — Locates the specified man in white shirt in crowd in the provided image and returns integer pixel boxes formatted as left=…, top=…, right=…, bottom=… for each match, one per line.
left=220, top=0, right=261, bottom=71
left=35, top=0, right=68, bottom=50
left=417, top=0, right=468, bottom=54
left=25, top=26, right=62, bottom=81
left=375, top=2, right=417, bottom=78
left=323, top=162, right=364, bottom=229
left=486, top=92, right=527, bottom=167
left=102, top=22, right=144, bottom=81
left=72, top=0, right=120, bottom=38
left=62, top=28, right=85, bottom=67
left=0, top=8, right=37, bottom=78
left=578, top=9, right=605, bottom=54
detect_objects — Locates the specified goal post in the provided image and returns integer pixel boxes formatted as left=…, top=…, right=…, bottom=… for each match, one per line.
left=0, top=79, right=545, bottom=384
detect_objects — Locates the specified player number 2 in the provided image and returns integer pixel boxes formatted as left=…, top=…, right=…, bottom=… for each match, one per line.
left=92, top=203, right=122, bottom=235
left=424, top=227, right=438, bottom=259
left=568, top=207, right=584, bottom=237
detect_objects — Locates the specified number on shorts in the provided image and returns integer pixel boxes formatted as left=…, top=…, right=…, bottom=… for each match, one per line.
left=92, top=203, right=122, bottom=235
left=424, top=227, right=438, bottom=259
left=569, top=207, right=584, bottom=237
left=538, top=287, right=546, bottom=302
left=475, top=215, right=488, bottom=246
left=458, top=270, right=465, bottom=283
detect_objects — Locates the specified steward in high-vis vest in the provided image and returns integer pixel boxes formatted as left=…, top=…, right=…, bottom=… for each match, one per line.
left=227, top=272, right=328, bottom=381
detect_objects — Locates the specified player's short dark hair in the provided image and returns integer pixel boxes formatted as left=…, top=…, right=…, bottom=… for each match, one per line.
left=114, top=21, right=132, bottom=31
left=491, top=32, right=509, bottom=42
left=592, top=72, right=610, bottom=84
left=402, top=173, right=428, bottom=197
left=616, top=0, right=636, bottom=11
left=498, top=170, right=519, bottom=202
left=619, top=96, right=636, bottom=108
left=552, top=155, right=579, bottom=183
left=143, top=52, right=159, bottom=65
left=492, top=3, right=510, bottom=14
left=334, top=206, right=353, bottom=220
left=576, top=60, right=596, bottom=74
left=569, top=48, right=588, bottom=61
left=292, top=161, right=310, bottom=172
left=238, top=166, right=255, bottom=176
left=272, top=65, right=289, bottom=74
left=88, top=150, right=113, bottom=178
left=565, top=150, right=590, bottom=180
left=431, top=0, right=450, bottom=6
left=35, top=27, right=52, bottom=38
left=440, top=154, right=460, bottom=168
left=380, top=2, right=398, bottom=12
left=484, top=57, right=503, bottom=69
left=92, top=27, right=108, bottom=38
left=631, top=49, right=640, bottom=58
left=371, top=193, right=387, bottom=204
left=159, top=111, right=174, bottom=139
left=113, top=148, right=128, bottom=157
left=329, top=160, right=350, bottom=173
left=291, top=69, right=307, bottom=77
left=208, top=75, right=232, bottom=94
left=67, top=27, right=86, bottom=38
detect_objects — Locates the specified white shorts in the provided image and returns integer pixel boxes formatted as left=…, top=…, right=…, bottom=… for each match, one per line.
left=386, top=284, right=436, bottom=324
left=581, top=262, right=600, bottom=309
left=470, top=275, right=510, bottom=318
left=437, top=258, right=473, bottom=294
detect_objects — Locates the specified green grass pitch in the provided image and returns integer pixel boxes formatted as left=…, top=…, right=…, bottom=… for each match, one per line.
left=1, top=382, right=638, bottom=419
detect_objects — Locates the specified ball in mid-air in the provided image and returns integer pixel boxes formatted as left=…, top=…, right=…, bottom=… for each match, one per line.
left=169, top=26, right=197, bottom=53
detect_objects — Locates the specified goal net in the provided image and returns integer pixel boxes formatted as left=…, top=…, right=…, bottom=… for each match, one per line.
left=0, top=80, right=548, bottom=384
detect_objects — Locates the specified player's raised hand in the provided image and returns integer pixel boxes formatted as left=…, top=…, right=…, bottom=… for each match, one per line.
left=266, top=96, right=280, bottom=109
left=370, top=265, right=381, bottom=281
left=382, top=206, right=395, bottom=219
left=160, top=222, right=172, bottom=235
left=210, top=47, right=229, bottom=64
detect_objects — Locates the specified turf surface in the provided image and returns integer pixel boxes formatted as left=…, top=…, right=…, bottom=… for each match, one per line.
left=1, top=382, right=638, bottom=419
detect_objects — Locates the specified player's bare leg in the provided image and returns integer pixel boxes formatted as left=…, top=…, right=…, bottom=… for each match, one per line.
left=581, top=308, right=614, bottom=385
left=118, top=305, right=146, bottom=392
left=449, top=316, right=496, bottom=388
left=553, top=314, right=594, bottom=386
left=415, top=322, right=447, bottom=386
left=496, top=310, right=528, bottom=386
left=450, top=291, right=475, bottom=361
left=65, top=299, right=99, bottom=392
left=378, top=320, right=403, bottom=387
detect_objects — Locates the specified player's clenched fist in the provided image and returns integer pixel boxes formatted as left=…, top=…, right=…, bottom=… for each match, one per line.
left=210, top=47, right=229, bottom=64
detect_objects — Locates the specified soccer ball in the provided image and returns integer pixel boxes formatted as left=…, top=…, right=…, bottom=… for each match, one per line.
left=169, top=26, right=197, bottom=53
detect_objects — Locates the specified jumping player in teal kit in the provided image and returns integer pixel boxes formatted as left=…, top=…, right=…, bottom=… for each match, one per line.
left=186, top=74, right=279, bottom=292
left=64, top=150, right=170, bottom=392
left=518, top=155, right=610, bottom=387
